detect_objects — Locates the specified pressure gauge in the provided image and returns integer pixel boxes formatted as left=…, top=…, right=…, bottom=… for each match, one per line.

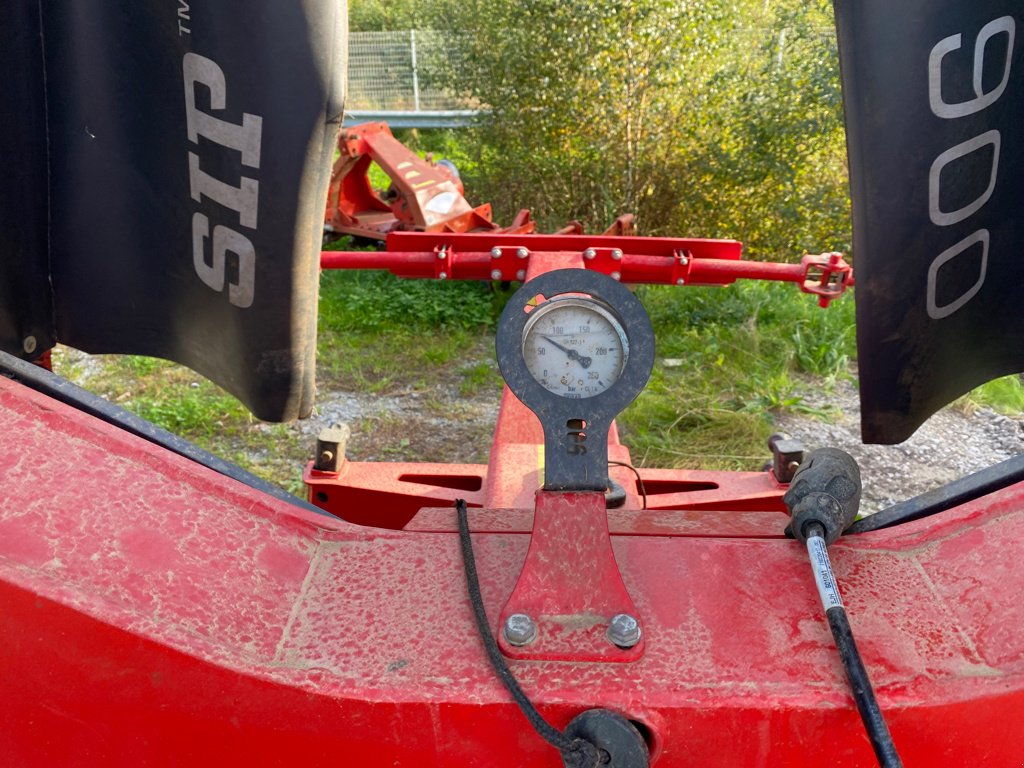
left=521, top=297, right=628, bottom=399
left=496, top=269, right=654, bottom=492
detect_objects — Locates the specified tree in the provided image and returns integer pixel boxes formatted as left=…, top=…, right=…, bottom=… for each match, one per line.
left=349, top=0, right=421, bottom=31
left=427, top=0, right=848, bottom=258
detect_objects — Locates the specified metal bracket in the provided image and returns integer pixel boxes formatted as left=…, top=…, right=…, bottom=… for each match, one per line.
left=800, top=252, right=853, bottom=307
left=486, top=245, right=530, bottom=282
left=497, top=491, right=644, bottom=662
left=769, top=433, right=806, bottom=484
left=433, top=244, right=453, bottom=280
left=670, top=249, right=691, bottom=286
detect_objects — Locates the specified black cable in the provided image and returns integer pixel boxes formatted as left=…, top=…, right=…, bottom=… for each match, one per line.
left=805, top=522, right=903, bottom=768
left=456, top=499, right=601, bottom=768
left=846, top=452, right=1024, bottom=534
left=608, top=460, right=647, bottom=509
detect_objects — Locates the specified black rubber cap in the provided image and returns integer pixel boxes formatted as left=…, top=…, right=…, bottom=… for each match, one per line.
left=562, top=709, right=649, bottom=768
left=783, top=447, right=862, bottom=544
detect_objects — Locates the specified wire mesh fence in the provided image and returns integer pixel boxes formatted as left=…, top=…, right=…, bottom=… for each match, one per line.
left=348, top=30, right=467, bottom=113
left=345, top=27, right=837, bottom=125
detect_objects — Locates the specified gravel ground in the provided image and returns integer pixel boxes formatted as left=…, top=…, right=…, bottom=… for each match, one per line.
left=774, top=374, right=1024, bottom=514
left=57, top=345, right=1024, bottom=512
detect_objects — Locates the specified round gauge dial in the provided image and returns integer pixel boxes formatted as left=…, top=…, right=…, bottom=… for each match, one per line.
left=521, top=297, right=628, bottom=399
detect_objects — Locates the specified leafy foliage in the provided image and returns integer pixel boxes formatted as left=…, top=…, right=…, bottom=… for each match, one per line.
left=420, top=0, right=847, bottom=260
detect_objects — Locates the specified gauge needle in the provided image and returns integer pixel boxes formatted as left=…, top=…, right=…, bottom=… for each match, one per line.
left=542, top=335, right=592, bottom=368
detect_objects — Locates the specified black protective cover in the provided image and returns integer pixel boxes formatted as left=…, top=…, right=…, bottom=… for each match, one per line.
left=834, top=1, right=1024, bottom=443
left=1, top=1, right=345, bottom=421
left=0, top=1, right=55, bottom=359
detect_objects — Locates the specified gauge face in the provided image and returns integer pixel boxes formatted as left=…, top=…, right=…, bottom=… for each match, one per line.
left=521, top=297, right=628, bottom=399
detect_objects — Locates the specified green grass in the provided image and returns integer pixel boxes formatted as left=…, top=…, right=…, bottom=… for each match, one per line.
left=618, top=281, right=856, bottom=470
left=957, top=375, right=1024, bottom=415
left=53, top=269, right=867, bottom=488
left=59, top=265, right=1023, bottom=489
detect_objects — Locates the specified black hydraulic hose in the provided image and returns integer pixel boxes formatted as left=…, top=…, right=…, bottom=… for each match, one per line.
left=805, top=522, right=903, bottom=768
left=846, top=452, right=1024, bottom=534
left=456, top=499, right=602, bottom=768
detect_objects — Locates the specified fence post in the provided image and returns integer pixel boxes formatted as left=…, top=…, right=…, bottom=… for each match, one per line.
left=410, top=30, right=421, bottom=112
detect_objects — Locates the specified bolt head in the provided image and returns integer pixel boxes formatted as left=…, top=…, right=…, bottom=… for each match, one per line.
left=438, top=271, right=447, bottom=280
left=437, top=251, right=446, bottom=259
left=583, top=248, right=596, bottom=260
left=22, top=336, right=37, bottom=355
left=608, top=613, right=641, bottom=648
left=516, top=269, right=526, bottom=281
left=491, top=247, right=503, bottom=259
left=490, top=269, right=502, bottom=280
left=503, top=613, right=537, bottom=646
left=611, top=249, right=623, bottom=261
left=611, top=271, right=621, bottom=281
left=676, top=278, right=686, bottom=286
left=516, top=247, right=529, bottom=259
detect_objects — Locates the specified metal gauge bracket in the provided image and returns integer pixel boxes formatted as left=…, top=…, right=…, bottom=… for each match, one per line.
left=496, top=269, right=654, bottom=491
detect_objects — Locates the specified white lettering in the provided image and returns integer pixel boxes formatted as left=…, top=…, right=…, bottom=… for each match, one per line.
left=183, top=53, right=262, bottom=168
left=188, top=151, right=259, bottom=228
left=191, top=213, right=256, bottom=309
left=929, top=16, right=1015, bottom=119
left=184, top=52, right=263, bottom=308
left=177, top=0, right=191, bottom=35
left=927, top=229, right=989, bottom=320
left=928, top=129, right=1000, bottom=226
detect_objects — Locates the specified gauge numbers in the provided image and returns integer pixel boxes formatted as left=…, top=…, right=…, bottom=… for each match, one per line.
left=522, top=297, right=628, bottom=399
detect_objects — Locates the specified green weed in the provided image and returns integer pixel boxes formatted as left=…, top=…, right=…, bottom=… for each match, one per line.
left=957, top=375, right=1024, bottom=415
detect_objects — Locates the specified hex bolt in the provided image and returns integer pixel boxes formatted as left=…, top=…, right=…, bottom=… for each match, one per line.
left=611, top=249, right=623, bottom=261
left=583, top=248, right=596, bottom=260
left=437, top=251, right=446, bottom=260
left=438, top=271, right=448, bottom=280
left=503, top=613, right=537, bottom=646
left=22, top=336, right=37, bottom=355
left=516, top=247, right=529, bottom=259
left=676, top=278, right=686, bottom=286
left=611, top=271, right=621, bottom=281
left=491, top=247, right=503, bottom=259
left=607, top=613, right=641, bottom=648
left=516, top=269, right=526, bottom=281
left=491, top=269, right=503, bottom=280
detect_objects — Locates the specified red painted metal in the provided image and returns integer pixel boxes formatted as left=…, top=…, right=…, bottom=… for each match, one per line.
left=324, top=122, right=528, bottom=238
left=309, top=243, right=820, bottom=666
left=5, top=374, right=1024, bottom=765
left=319, top=233, right=854, bottom=302
left=497, top=491, right=645, bottom=663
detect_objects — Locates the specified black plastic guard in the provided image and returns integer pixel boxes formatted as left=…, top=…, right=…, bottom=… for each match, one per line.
left=835, top=1, right=1024, bottom=443
left=12, top=1, right=345, bottom=421
left=0, top=1, right=55, bottom=360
